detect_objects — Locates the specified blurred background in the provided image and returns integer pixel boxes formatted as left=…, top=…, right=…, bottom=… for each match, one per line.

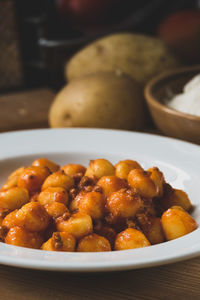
left=0, top=0, right=200, bottom=133
left=1, top=0, right=200, bottom=92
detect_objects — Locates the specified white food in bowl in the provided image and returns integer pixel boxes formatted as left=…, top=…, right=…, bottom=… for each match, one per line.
left=167, top=74, right=200, bottom=116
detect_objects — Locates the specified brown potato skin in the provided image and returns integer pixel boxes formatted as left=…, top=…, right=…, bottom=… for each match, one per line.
left=49, top=72, right=146, bottom=131
left=66, top=33, right=179, bottom=85
left=77, top=233, right=111, bottom=252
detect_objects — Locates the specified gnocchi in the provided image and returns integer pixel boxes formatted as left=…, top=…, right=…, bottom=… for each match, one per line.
left=0, top=157, right=196, bottom=253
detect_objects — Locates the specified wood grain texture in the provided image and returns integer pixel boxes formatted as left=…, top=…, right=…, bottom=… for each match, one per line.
left=0, top=256, right=200, bottom=300
left=0, top=89, right=55, bottom=132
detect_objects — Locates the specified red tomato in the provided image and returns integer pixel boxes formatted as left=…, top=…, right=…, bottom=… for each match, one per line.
left=157, top=10, right=200, bottom=63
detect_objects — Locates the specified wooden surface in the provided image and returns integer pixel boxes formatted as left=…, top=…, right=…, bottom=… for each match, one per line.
left=0, top=89, right=200, bottom=299
left=0, top=88, right=55, bottom=132
left=1, top=257, right=200, bottom=300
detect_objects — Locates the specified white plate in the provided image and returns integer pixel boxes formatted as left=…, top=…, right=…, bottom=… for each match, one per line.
left=0, top=128, right=200, bottom=272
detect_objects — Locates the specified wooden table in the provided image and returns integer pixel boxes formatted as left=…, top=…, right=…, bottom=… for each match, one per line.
left=0, top=89, right=200, bottom=300
left=1, top=258, right=200, bottom=300
left=0, top=88, right=55, bottom=132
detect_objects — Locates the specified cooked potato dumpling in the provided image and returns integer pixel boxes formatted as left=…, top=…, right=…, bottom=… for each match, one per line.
left=45, top=202, right=69, bottom=219
left=94, top=226, right=116, bottom=248
left=85, top=159, right=115, bottom=179
left=32, top=158, right=60, bottom=173
left=128, top=169, right=158, bottom=198
left=78, top=191, right=105, bottom=219
left=0, top=187, right=29, bottom=210
left=18, top=166, right=50, bottom=194
left=97, top=176, right=127, bottom=197
left=41, top=232, right=76, bottom=252
left=161, top=206, right=197, bottom=240
left=161, top=189, right=192, bottom=211
left=2, top=166, right=25, bottom=190
left=148, top=167, right=165, bottom=198
left=5, top=226, right=43, bottom=249
left=15, top=202, right=50, bottom=232
left=8, top=166, right=26, bottom=180
left=56, top=212, right=93, bottom=239
left=77, top=233, right=111, bottom=252
left=38, top=187, right=69, bottom=206
left=106, top=188, right=142, bottom=218
left=0, top=156, right=197, bottom=252
left=69, top=190, right=86, bottom=212
left=145, top=217, right=165, bottom=245
left=61, top=164, right=86, bottom=177
left=42, top=171, right=74, bottom=191
left=115, top=160, right=143, bottom=179
left=2, top=210, right=18, bottom=229
left=114, top=228, right=150, bottom=250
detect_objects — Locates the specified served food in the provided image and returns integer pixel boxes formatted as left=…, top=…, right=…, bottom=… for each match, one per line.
left=49, top=71, right=146, bottom=130
left=0, top=157, right=197, bottom=252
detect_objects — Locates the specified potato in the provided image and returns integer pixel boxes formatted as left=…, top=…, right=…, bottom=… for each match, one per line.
left=49, top=72, right=146, bottom=130
left=66, top=33, right=179, bottom=85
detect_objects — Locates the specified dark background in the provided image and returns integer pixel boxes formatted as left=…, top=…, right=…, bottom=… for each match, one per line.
left=1, top=0, right=199, bottom=92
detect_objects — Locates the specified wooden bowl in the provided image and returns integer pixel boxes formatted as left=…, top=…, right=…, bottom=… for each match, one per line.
left=144, top=65, right=200, bottom=144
